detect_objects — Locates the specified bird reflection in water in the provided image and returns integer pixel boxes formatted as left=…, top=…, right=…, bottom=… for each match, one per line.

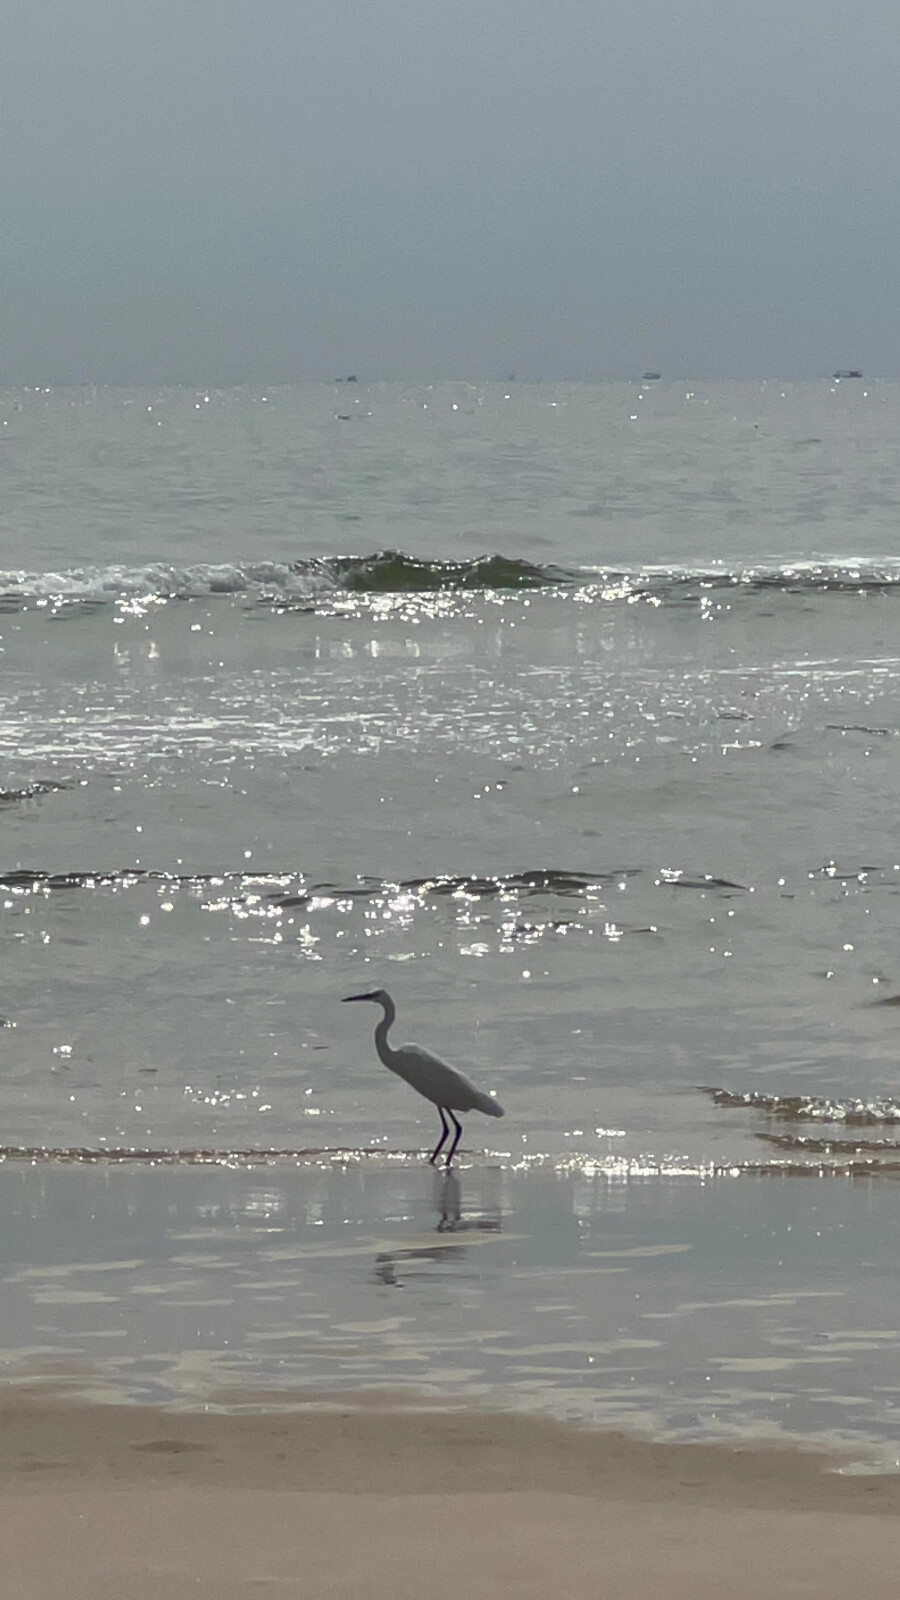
left=436, top=1167, right=463, bottom=1232
left=372, top=1170, right=501, bottom=1286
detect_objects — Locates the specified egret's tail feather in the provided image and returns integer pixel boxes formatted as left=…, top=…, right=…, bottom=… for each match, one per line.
left=474, top=1092, right=504, bottom=1118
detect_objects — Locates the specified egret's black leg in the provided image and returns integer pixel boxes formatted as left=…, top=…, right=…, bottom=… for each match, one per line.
left=445, top=1112, right=463, bottom=1167
left=429, top=1108, right=450, bottom=1165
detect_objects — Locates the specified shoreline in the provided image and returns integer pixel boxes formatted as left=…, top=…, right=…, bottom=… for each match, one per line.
left=1, top=1389, right=898, bottom=1509
left=1, top=1394, right=899, bottom=1597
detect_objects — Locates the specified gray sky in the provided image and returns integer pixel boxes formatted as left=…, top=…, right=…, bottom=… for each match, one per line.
left=3, top=0, right=898, bottom=383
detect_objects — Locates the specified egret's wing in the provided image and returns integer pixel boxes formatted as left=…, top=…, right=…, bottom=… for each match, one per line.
left=395, top=1043, right=503, bottom=1115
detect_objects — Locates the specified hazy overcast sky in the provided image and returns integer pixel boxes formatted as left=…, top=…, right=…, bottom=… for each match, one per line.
left=3, top=1, right=898, bottom=383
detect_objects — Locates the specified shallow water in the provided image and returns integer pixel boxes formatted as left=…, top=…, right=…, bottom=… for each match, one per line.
left=2, top=1159, right=900, bottom=1470
left=1, top=378, right=900, bottom=1454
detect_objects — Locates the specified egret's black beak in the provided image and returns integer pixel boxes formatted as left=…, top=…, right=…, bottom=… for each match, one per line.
left=342, top=991, right=378, bottom=1003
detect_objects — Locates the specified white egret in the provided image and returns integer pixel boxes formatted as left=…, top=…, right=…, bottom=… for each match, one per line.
left=342, top=988, right=504, bottom=1165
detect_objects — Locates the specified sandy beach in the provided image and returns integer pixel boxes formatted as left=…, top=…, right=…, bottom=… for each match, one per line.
left=0, top=1395, right=897, bottom=1599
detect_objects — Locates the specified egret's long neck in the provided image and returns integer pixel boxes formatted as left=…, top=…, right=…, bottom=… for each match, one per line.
left=373, top=997, right=398, bottom=1069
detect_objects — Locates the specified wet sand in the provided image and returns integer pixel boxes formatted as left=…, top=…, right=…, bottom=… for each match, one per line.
left=1, top=1395, right=898, bottom=1598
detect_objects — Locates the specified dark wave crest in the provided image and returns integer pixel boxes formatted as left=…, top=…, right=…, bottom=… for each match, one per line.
left=701, top=1086, right=900, bottom=1124
left=755, top=1132, right=900, bottom=1154
left=0, top=865, right=636, bottom=902
left=326, top=551, right=560, bottom=592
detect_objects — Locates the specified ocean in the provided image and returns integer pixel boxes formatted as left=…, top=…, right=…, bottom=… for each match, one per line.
left=2, top=377, right=900, bottom=1463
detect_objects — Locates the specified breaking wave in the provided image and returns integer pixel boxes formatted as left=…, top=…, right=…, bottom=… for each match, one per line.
left=3, top=551, right=900, bottom=613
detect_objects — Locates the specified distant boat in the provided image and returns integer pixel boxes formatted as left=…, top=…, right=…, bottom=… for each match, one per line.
left=833, top=369, right=862, bottom=379
left=334, top=375, right=358, bottom=384
left=642, top=371, right=661, bottom=381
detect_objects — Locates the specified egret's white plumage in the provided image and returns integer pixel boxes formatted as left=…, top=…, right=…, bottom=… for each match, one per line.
left=342, top=988, right=504, bottom=1165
